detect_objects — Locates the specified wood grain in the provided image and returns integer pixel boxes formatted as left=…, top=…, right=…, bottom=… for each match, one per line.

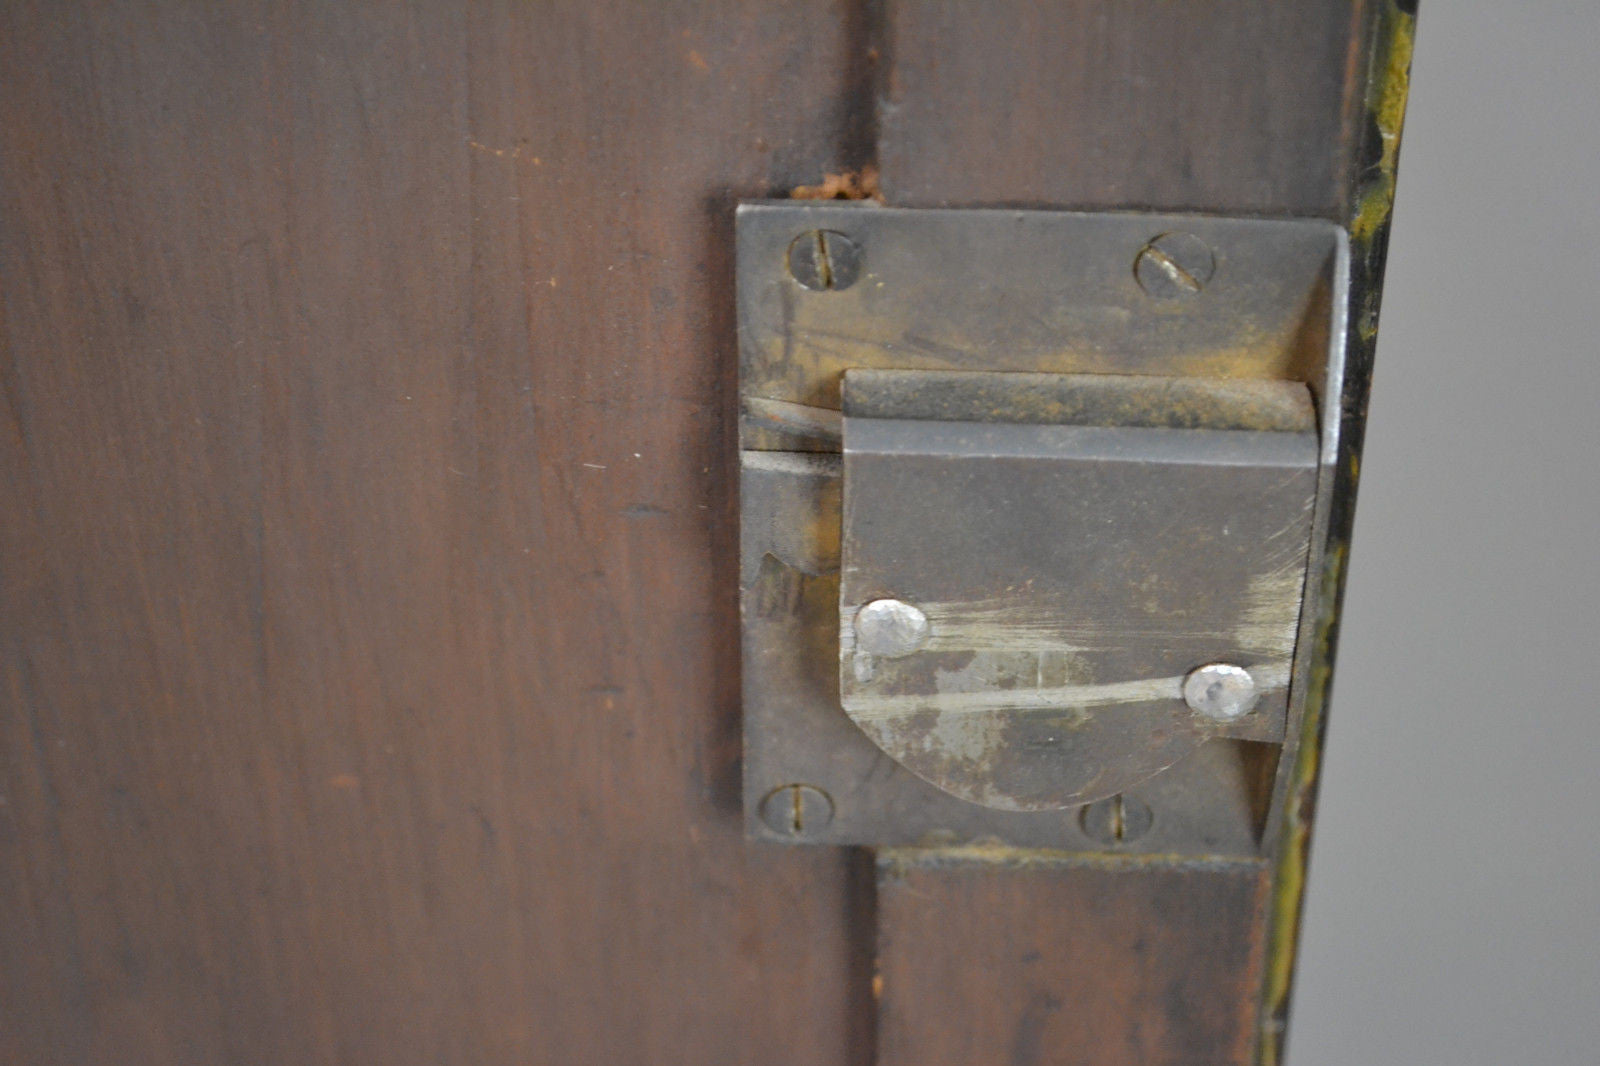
left=0, top=3, right=875, bottom=1062
left=876, top=858, right=1271, bottom=1066
left=0, top=1, right=1398, bottom=1062
left=880, top=0, right=1367, bottom=217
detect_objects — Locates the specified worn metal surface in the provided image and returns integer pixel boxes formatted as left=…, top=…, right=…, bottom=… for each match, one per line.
left=740, top=449, right=1282, bottom=854
left=838, top=372, right=1319, bottom=811
left=739, top=205, right=1350, bottom=852
left=736, top=203, right=1341, bottom=453
left=839, top=368, right=1317, bottom=433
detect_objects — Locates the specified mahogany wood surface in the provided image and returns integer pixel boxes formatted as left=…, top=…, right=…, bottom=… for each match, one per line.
left=876, top=859, right=1271, bottom=1066
left=1, top=4, right=876, bottom=1063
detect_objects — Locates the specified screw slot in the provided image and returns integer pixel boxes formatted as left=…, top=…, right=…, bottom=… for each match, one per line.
left=1079, top=794, right=1154, bottom=845
left=1134, top=231, right=1215, bottom=298
left=758, top=784, right=834, bottom=837
left=787, top=230, right=861, bottom=291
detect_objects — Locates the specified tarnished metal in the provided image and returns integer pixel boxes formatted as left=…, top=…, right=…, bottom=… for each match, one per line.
left=736, top=202, right=1341, bottom=452
left=786, top=230, right=862, bottom=292
left=839, top=371, right=1317, bottom=811
left=1134, top=232, right=1216, bottom=299
left=757, top=784, right=835, bottom=837
left=738, top=204, right=1350, bottom=854
left=1079, top=794, right=1155, bottom=846
left=837, top=368, right=1316, bottom=433
left=739, top=447, right=1282, bottom=853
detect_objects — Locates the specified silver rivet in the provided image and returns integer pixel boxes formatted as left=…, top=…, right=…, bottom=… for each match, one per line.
left=853, top=598, right=931, bottom=657
left=1183, top=663, right=1259, bottom=720
left=758, top=784, right=834, bottom=837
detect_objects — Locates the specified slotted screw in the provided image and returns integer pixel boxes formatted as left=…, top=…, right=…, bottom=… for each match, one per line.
left=1134, top=231, right=1215, bottom=298
left=787, top=230, right=862, bottom=291
left=759, top=784, right=835, bottom=837
left=1079, top=794, right=1154, bottom=846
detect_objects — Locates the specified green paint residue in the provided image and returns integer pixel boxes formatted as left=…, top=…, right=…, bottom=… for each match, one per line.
left=1258, top=4, right=1415, bottom=1062
left=1351, top=9, right=1416, bottom=248
left=1258, top=545, right=1345, bottom=1066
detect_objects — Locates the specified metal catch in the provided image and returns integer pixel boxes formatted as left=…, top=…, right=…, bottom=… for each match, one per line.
left=738, top=203, right=1347, bottom=854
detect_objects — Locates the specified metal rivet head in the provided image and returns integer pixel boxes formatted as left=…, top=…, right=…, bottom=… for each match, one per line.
left=853, top=598, right=931, bottom=657
left=1079, top=794, right=1154, bottom=845
left=758, top=784, right=834, bottom=837
left=1134, top=231, right=1215, bottom=298
left=787, top=230, right=861, bottom=291
left=1183, top=663, right=1259, bottom=720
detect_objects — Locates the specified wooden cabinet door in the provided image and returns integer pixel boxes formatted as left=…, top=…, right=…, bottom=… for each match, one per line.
left=0, top=3, right=1412, bottom=1063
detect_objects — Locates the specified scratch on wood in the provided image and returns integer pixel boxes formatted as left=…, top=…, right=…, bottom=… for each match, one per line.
left=467, top=138, right=543, bottom=166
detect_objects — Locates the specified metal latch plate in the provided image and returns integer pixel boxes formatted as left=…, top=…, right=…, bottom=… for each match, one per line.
left=738, top=203, right=1347, bottom=855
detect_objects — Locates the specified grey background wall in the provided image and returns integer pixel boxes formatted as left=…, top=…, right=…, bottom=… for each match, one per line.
left=1290, top=3, right=1600, bottom=1064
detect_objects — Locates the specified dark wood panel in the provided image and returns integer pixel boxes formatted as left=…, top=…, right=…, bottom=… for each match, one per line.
left=0, top=3, right=874, bottom=1063
left=876, top=858, right=1271, bottom=1066
left=880, top=0, right=1368, bottom=216
left=0, top=1, right=1413, bottom=1062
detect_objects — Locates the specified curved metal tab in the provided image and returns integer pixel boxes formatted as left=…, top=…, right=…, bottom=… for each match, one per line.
left=838, top=371, right=1318, bottom=811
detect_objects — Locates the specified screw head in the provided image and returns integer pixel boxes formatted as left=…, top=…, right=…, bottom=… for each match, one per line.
left=758, top=784, right=834, bottom=837
left=1183, top=663, right=1260, bottom=720
left=1079, top=794, right=1154, bottom=846
left=1134, top=231, right=1215, bottom=298
left=853, top=598, right=931, bottom=657
left=787, top=230, right=861, bottom=291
